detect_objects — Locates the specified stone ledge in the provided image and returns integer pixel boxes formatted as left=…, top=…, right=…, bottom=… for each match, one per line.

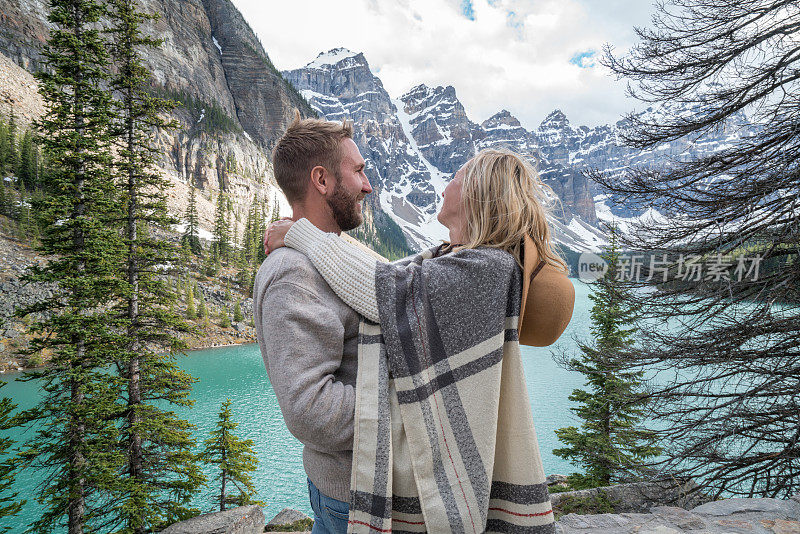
left=159, top=496, right=800, bottom=534
left=556, top=497, right=800, bottom=533
left=265, top=507, right=313, bottom=532
left=550, top=479, right=710, bottom=514
left=159, top=505, right=264, bottom=534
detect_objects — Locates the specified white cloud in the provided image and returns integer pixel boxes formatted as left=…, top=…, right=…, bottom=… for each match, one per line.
left=231, top=0, right=656, bottom=129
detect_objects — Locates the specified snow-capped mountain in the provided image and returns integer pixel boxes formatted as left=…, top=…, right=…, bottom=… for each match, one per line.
left=399, top=84, right=485, bottom=175
left=534, top=103, right=754, bottom=219
left=284, top=49, right=450, bottom=249
left=285, top=48, right=755, bottom=253
left=479, top=109, right=539, bottom=157
left=284, top=49, right=600, bottom=251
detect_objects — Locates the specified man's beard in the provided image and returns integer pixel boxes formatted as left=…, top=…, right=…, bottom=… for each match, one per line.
left=326, top=175, right=364, bottom=232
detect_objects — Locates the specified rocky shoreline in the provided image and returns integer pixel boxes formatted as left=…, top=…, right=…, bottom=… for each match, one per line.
left=0, top=225, right=257, bottom=374
left=160, top=487, right=800, bottom=534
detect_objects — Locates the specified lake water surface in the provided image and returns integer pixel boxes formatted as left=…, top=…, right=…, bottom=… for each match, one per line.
left=1, top=279, right=592, bottom=529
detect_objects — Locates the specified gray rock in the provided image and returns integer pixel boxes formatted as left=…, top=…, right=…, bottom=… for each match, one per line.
left=555, top=494, right=800, bottom=534
left=650, top=506, right=707, bottom=530
left=637, top=527, right=682, bottom=534
left=558, top=513, right=593, bottom=529
left=159, top=505, right=264, bottom=534
left=550, top=479, right=709, bottom=514
left=267, top=508, right=311, bottom=527
left=691, top=498, right=800, bottom=519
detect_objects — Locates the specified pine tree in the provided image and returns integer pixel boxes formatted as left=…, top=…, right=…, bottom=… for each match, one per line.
left=253, top=198, right=266, bottom=261
left=182, top=184, right=202, bottom=256
left=0, top=173, right=7, bottom=217
left=197, top=290, right=208, bottom=319
left=14, top=188, right=33, bottom=241
left=553, top=226, right=661, bottom=489
left=261, top=195, right=279, bottom=264
left=13, top=1, right=127, bottom=532
left=233, top=300, right=243, bottom=323
left=238, top=197, right=266, bottom=296
left=0, top=381, right=24, bottom=531
left=186, top=286, right=197, bottom=319
left=231, top=210, right=240, bottom=261
left=219, top=307, right=231, bottom=328
left=4, top=114, right=17, bottom=176
left=248, top=268, right=257, bottom=298
left=202, top=246, right=220, bottom=277
left=0, top=116, right=9, bottom=175
left=17, top=129, right=38, bottom=190
left=27, top=133, right=39, bottom=189
left=0, top=179, right=16, bottom=221
left=212, top=189, right=229, bottom=264
left=201, top=399, right=264, bottom=511
left=106, top=0, right=206, bottom=530
left=241, top=200, right=255, bottom=265
left=271, top=193, right=279, bottom=221
left=37, top=146, right=56, bottom=197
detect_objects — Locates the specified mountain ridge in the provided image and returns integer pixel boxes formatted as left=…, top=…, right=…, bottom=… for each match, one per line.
left=285, top=47, right=756, bottom=252
left=286, top=50, right=605, bottom=251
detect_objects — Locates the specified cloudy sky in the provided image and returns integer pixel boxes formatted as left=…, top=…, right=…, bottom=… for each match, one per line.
left=230, top=0, right=657, bottom=130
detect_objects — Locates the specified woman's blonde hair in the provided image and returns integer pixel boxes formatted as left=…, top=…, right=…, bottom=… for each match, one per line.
left=455, top=147, right=569, bottom=274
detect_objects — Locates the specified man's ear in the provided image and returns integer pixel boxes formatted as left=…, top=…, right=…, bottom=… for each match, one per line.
left=309, top=165, right=329, bottom=196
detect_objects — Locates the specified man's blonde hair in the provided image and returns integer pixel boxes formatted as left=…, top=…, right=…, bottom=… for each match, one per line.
left=456, top=148, right=569, bottom=273
left=272, top=110, right=354, bottom=203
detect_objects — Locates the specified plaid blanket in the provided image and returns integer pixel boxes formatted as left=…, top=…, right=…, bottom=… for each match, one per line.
left=348, top=246, right=555, bottom=533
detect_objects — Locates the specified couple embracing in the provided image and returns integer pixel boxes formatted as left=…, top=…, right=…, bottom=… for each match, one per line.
left=253, top=112, right=574, bottom=534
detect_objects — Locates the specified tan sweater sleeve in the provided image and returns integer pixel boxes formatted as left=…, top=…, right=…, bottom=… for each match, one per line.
left=284, top=218, right=381, bottom=323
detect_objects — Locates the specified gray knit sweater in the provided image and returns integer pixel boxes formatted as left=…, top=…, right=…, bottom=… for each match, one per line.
left=252, top=247, right=360, bottom=502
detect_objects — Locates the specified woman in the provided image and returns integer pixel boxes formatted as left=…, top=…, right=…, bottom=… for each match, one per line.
left=267, top=148, right=569, bottom=534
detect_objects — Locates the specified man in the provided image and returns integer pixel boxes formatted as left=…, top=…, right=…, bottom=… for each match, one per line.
left=253, top=111, right=371, bottom=534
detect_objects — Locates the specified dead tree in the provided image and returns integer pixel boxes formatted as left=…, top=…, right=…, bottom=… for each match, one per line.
left=587, top=0, right=800, bottom=498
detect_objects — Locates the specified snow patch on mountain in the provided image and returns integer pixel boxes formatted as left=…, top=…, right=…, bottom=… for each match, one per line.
left=390, top=98, right=451, bottom=248
left=594, top=194, right=667, bottom=236
left=306, top=47, right=360, bottom=69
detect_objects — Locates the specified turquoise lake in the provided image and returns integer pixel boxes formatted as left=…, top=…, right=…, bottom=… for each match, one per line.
left=1, top=279, right=592, bottom=531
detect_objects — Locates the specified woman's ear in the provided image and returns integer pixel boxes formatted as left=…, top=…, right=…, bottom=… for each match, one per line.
left=310, top=165, right=329, bottom=195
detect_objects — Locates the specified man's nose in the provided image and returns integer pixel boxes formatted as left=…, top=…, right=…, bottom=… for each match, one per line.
left=362, top=177, right=373, bottom=194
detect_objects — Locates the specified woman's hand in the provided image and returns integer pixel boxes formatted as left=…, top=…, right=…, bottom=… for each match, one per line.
left=264, top=217, right=294, bottom=255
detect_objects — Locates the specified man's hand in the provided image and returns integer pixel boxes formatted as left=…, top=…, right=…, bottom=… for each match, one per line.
left=264, top=217, right=294, bottom=255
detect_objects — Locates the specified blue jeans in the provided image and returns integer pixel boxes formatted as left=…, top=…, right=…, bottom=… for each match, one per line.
left=308, top=477, right=350, bottom=534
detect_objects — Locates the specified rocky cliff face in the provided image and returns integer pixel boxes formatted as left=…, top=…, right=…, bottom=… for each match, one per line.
left=0, top=0, right=312, bottom=147
left=0, top=0, right=316, bottom=243
left=396, top=84, right=601, bottom=228
left=479, top=109, right=539, bottom=157
left=534, top=103, right=754, bottom=220
left=0, top=3, right=414, bottom=256
left=200, top=0, right=312, bottom=148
